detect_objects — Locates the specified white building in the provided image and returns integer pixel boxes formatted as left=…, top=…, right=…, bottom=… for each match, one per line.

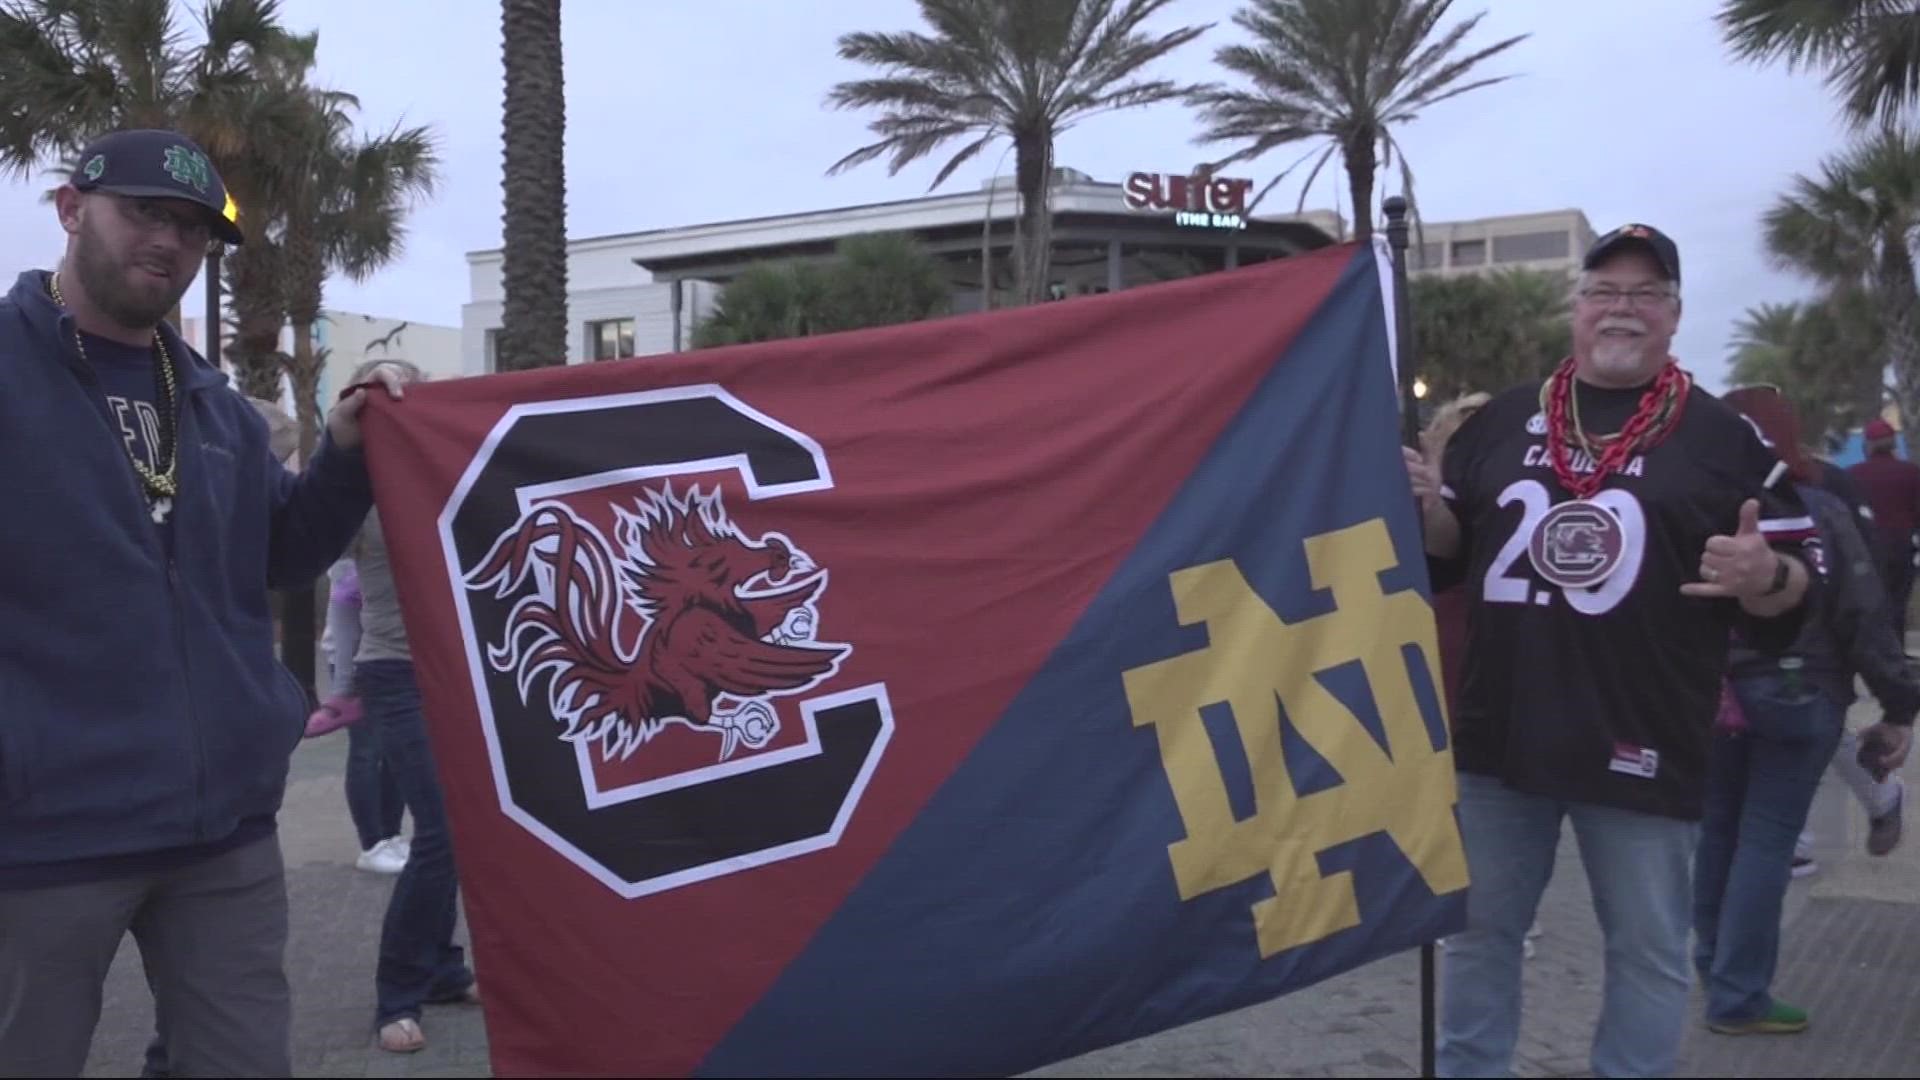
left=1406, top=208, right=1598, bottom=279
left=459, top=167, right=1597, bottom=377
left=181, top=309, right=462, bottom=413
left=460, top=166, right=1341, bottom=376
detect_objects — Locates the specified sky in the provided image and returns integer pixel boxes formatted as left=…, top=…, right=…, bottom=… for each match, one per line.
left=0, top=0, right=1868, bottom=392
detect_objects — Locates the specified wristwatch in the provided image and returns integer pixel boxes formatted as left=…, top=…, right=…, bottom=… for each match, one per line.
left=1762, top=554, right=1791, bottom=597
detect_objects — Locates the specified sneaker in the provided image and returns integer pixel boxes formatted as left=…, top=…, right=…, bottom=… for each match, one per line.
left=356, top=836, right=407, bottom=875
left=1869, top=778, right=1905, bottom=857
left=1709, top=1001, right=1809, bottom=1035
left=1790, top=855, right=1818, bottom=878
left=305, top=695, right=364, bottom=738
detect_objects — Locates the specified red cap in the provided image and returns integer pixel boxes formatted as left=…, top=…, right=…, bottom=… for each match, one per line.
left=1866, top=418, right=1897, bottom=440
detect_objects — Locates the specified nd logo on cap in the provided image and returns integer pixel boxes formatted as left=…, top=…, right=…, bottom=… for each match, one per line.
left=162, top=145, right=213, bottom=194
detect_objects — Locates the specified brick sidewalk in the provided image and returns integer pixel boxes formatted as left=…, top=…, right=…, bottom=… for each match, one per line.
left=81, top=701, right=1920, bottom=1078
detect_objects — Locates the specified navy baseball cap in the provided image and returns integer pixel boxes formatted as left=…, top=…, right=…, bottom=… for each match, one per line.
left=1584, top=223, right=1678, bottom=284
left=69, top=129, right=244, bottom=245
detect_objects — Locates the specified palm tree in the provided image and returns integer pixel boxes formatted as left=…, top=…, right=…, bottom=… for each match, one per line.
left=1727, top=295, right=1888, bottom=444
left=0, top=0, right=309, bottom=334
left=221, top=232, right=290, bottom=400
left=693, top=232, right=951, bottom=347
left=498, top=0, right=569, bottom=371
left=1727, top=301, right=1803, bottom=387
left=1718, top=0, right=1920, bottom=127
left=825, top=0, right=1209, bottom=306
left=1186, top=0, right=1525, bottom=242
left=1762, top=126, right=1920, bottom=427
left=0, top=0, right=302, bottom=174
left=277, top=94, right=439, bottom=459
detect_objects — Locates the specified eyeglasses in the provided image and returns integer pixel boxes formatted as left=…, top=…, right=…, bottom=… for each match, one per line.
left=1577, top=285, right=1675, bottom=308
left=109, top=194, right=211, bottom=245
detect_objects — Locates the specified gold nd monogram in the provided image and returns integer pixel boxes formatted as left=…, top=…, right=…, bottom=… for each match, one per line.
left=1121, top=518, right=1470, bottom=959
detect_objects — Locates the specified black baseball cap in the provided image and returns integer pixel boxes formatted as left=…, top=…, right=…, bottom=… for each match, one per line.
left=69, top=129, right=244, bottom=245
left=1583, top=223, right=1678, bottom=284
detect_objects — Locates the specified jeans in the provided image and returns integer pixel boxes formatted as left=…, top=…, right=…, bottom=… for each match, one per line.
left=1693, top=674, right=1842, bottom=1025
left=1439, top=771, right=1698, bottom=1078
left=357, top=659, right=473, bottom=1026
left=344, top=713, right=403, bottom=852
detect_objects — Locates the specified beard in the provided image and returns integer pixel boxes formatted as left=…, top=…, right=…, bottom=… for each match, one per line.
left=1583, top=330, right=1665, bottom=386
left=71, top=222, right=194, bottom=332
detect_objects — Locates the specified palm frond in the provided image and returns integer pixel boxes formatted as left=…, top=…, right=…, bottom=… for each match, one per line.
left=1187, top=0, right=1526, bottom=238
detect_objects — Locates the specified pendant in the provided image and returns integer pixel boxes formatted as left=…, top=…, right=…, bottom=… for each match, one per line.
left=1527, top=499, right=1623, bottom=589
left=150, top=496, right=172, bottom=525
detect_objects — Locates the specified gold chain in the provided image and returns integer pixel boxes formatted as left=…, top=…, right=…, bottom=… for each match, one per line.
left=48, top=272, right=180, bottom=499
left=1537, top=367, right=1687, bottom=457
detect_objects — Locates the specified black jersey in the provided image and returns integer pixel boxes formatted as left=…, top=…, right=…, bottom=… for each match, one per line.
left=1433, top=378, right=1820, bottom=820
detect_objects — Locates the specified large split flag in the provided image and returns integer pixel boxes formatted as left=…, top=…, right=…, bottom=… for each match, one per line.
left=361, top=239, right=1469, bottom=1077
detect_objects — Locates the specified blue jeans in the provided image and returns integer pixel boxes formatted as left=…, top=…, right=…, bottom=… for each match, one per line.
left=1439, top=771, right=1698, bottom=1078
left=357, top=659, right=473, bottom=1026
left=344, top=706, right=403, bottom=852
left=1692, top=674, right=1842, bottom=1025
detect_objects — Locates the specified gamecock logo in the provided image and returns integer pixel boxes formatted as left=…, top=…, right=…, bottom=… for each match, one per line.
left=467, top=484, right=845, bottom=763
left=1526, top=500, right=1624, bottom=589
left=440, top=385, right=893, bottom=899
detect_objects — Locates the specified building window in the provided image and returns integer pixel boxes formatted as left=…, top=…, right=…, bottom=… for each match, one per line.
left=484, top=328, right=501, bottom=372
left=587, top=318, right=635, bottom=361
left=1492, top=230, right=1571, bottom=263
left=1450, top=239, right=1486, bottom=266
left=1415, top=242, right=1445, bottom=270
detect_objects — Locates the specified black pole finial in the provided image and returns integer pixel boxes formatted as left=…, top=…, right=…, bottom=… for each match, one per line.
left=1380, top=195, right=1421, bottom=447
left=1383, top=195, right=1410, bottom=250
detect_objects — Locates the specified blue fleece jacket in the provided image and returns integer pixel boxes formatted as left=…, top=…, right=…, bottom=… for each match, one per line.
left=0, top=270, right=373, bottom=872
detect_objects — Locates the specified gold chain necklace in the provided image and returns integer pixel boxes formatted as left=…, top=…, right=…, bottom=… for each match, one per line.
left=47, top=272, right=181, bottom=521
left=1536, top=365, right=1688, bottom=457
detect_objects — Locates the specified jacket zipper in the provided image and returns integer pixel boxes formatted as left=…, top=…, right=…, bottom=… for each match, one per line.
left=68, top=350, right=208, bottom=841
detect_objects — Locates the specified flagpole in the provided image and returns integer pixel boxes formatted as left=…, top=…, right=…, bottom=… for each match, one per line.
left=1381, top=194, right=1437, bottom=1080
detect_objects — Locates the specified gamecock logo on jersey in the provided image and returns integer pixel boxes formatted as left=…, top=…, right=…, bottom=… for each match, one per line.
left=440, top=385, right=893, bottom=899
left=1527, top=500, right=1624, bottom=589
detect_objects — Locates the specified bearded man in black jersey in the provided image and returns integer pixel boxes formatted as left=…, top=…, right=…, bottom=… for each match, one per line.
left=1401, top=224, right=1818, bottom=1078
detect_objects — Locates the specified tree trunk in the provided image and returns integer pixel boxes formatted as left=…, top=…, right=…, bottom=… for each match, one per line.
left=499, top=0, right=570, bottom=370
left=1881, top=271, right=1920, bottom=433
left=1013, top=131, right=1052, bottom=306
left=1345, top=129, right=1377, bottom=243
left=223, top=240, right=289, bottom=402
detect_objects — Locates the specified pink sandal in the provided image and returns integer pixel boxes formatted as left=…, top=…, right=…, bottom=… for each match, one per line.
left=305, top=695, right=364, bottom=738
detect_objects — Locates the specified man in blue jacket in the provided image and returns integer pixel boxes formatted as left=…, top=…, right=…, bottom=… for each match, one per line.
left=0, top=129, right=406, bottom=1077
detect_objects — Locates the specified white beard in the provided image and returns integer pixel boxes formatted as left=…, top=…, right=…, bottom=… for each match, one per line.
left=1586, top=336, right=1658, bottom=384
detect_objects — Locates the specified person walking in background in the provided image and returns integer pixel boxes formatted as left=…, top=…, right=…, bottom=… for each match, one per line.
left=309, top=552, right=409, bottom=875
left=1693, top=386, right=1917, bottom=1036
left=344, top=360, right=480, bottom=1055
left=1848, top=418, right=1920, bottom=642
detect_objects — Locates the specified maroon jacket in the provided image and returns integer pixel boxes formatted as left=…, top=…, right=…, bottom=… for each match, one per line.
left=1849, top=450, right=1920, bottom=559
